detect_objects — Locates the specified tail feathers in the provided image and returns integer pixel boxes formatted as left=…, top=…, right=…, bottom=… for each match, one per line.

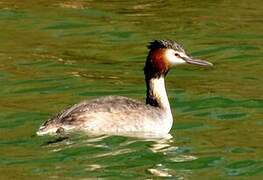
left=36, top=125, right=60, bottom=136
left=36, top=124, right=73, bottom=136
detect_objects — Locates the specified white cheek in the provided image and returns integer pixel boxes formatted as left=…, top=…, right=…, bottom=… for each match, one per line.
left=165, top=50, right=186, bottom=65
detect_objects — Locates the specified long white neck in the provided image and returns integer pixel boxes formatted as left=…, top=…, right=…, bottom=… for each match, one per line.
left=146, top=76, right=171, bottom=112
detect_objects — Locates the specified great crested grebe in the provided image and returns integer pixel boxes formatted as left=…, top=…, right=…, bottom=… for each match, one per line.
left=37, top=40, right=213, bottom=136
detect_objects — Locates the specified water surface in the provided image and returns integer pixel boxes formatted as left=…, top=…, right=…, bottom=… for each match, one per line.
left=0, top=0, right=262, bottom=179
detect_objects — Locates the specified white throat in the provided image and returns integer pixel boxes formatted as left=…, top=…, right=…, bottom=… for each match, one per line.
left=147, top=77, right=171, bottom=112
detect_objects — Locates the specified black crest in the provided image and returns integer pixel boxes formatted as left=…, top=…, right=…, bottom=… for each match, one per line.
left=148, top=39, right=185, bottom=53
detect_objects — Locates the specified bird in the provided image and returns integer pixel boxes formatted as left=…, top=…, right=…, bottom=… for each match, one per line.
left=37, top=39, right=213, bottom=137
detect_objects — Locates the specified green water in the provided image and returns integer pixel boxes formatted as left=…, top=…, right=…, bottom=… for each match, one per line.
left=0, top=0, right=262, bottom=179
